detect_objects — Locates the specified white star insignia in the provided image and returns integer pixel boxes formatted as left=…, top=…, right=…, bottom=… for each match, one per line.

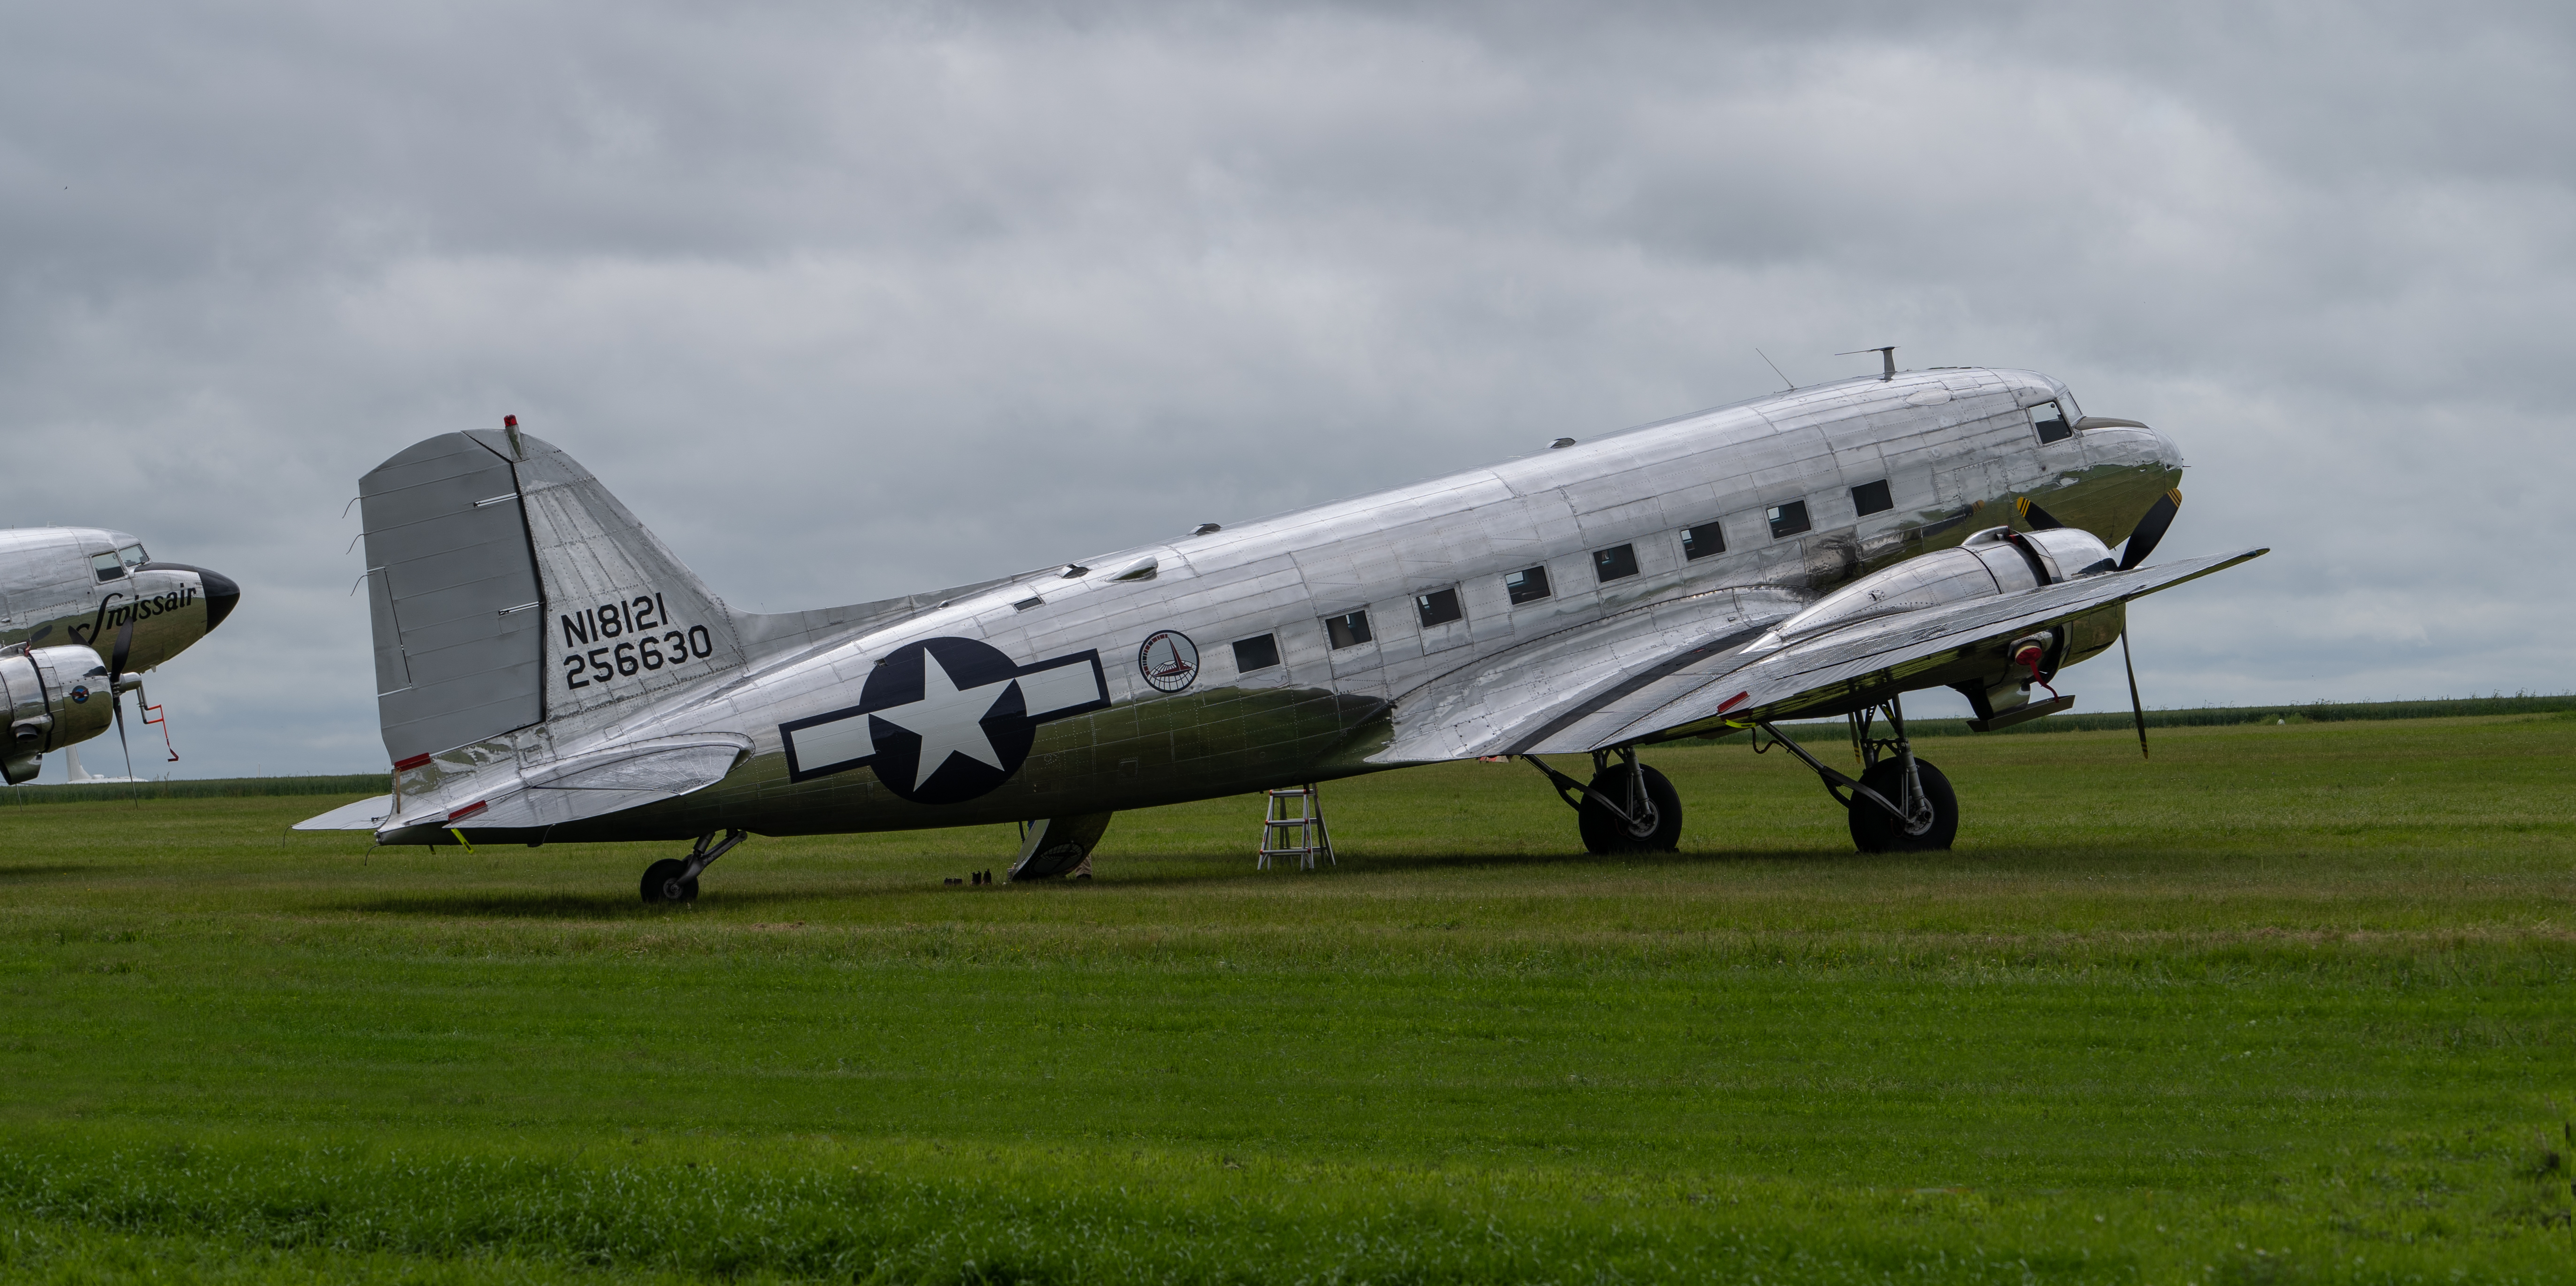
left=871, top=649, right=1015, bottom=790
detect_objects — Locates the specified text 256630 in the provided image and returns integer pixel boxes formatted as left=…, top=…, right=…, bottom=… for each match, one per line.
left=558, top=593, right=712, bottom=690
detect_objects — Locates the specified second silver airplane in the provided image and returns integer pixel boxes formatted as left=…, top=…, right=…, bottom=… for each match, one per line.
left=0, top=528, right=239, bottom=783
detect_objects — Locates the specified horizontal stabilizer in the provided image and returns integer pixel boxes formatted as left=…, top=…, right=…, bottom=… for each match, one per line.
left=294, top=795, right=394, bottom=831
left=298, top=734, right=753, bottom=839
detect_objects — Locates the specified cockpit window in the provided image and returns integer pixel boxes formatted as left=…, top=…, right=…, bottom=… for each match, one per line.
left=91, top=552, right=127, bottom=582
left=2030, top=400, right=2074, bottom=444
left=118, top=543, right=147, bottom=568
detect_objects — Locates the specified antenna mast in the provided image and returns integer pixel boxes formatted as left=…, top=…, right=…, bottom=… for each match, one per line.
left=1836, top=346, right=1898, bottom=381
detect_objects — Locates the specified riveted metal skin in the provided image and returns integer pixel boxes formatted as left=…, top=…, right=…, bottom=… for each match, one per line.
left=315, top=366, right=2256, bottom=847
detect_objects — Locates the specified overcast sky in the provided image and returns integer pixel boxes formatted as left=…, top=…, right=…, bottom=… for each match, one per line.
left=4, top=3, right=2568, bottom=779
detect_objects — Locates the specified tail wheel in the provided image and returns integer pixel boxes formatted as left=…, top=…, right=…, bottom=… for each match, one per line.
left=641, top=858, right=699, bottom=904
left=1578, top=763, right=1683, bottom=854
left=1847, top=758, right=1959, bottom=853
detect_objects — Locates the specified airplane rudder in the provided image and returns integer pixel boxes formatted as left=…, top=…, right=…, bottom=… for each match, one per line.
left=358, top=432, right=549, bottom=764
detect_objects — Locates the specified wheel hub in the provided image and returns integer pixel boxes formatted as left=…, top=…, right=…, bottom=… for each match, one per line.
left=1623, top=802, right=1660, bottom=838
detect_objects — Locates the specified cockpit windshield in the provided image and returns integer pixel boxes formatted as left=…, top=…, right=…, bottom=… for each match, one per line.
left=118, top=543, right=147, bottom=568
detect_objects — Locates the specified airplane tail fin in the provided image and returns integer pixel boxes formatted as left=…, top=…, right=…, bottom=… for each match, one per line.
left=359, top=425, right=743, bottom=772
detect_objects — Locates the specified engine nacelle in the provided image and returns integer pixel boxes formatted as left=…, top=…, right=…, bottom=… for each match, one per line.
left=0, top=645, right=118, bottom=784
left=1752, top=525, right=2118, bottom=649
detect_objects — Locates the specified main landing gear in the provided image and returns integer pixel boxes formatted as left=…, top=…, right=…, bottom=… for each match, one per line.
left=641, top=828, right=747, bottom=904
left=1526, top=745, right=1683, bottom=854
left=1753, top=696, right=1958, bottom=852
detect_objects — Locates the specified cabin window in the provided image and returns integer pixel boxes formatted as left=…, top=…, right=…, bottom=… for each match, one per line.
left=1232, top=634, right=1279, bottom=673
left=91, top=552, right=127, bottom=582
left=1592, top=543, right=1638, bottom=582
left=1505, top=565, right=1551, bottom=604
left=1767, top=500, right=1811, bottom=539
left=1324, top=610, right=1373, bottom=649
left=1681, top=522, right=1725, bottom=559
left=1851, top=479, right=1893, bottom=517
left=1415, top=587, right=1462, bottom=627
left=2030, top=400, right=2073, bottom=444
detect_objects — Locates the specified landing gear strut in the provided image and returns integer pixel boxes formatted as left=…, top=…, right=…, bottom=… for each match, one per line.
left=1525, top=745, right=1683, bottom=854
left=1753, top=696, right=1957, bottom=852
left=641, top=828, right=747, bottom=904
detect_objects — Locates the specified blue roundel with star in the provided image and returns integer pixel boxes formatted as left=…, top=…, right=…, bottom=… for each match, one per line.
left=777, top=636, right=1111, bottom=805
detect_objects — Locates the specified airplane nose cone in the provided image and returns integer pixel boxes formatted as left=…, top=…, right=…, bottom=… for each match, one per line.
left=2144, top=426, right=2185, bottom=473
left=2086, top=423, right=2186, bottom=474
left=200, top=569, right=240, bottom=631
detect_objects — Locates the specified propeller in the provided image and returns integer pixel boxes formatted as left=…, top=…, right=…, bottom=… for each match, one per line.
left=2014, top=487, right=2173, bottom=755
left=2118, top=488, right=2183, bottom=571
left=2115, top=485, right=2191, bottom=754
left=2120, top=628, right=2149, bottom=759
left=108, top=620, right=138, bottom=791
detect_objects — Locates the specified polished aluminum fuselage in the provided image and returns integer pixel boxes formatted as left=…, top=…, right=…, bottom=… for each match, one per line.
left=452, top=367, right=2182, bottom=842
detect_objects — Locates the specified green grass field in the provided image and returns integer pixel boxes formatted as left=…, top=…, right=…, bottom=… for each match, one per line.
left=4, top=713, right=2573, bottom=1283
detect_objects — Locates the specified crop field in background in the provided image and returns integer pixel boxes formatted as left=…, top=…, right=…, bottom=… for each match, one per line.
left=2, top=712, right=2573, bottom=1283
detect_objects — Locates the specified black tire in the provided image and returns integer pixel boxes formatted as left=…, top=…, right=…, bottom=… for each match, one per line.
left=641, top=858, right=698, bottom=904
left=1577, top=763, right=1683, bottom=854
left=1846, top=757, right=1959, bottom=853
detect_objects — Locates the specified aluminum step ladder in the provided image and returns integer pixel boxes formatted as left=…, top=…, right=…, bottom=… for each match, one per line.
left=1256, top=783, right=1334, bottom=870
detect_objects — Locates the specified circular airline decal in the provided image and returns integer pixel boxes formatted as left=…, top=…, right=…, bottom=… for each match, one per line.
left=69, top=686, right=90, bottom=704
left=1136, top=630, right=1199, bottom=693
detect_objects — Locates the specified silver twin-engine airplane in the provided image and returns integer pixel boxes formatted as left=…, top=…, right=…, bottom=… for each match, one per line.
left=300, top=366, right=2263, bottom=900
left=0, top=528, right=240, bottom=783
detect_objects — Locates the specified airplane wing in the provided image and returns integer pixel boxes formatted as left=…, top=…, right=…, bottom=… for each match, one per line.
left=1565, top=548, right=2265, bottom=749
left=294, top=733, right=751, bottom=834
left=1377, top=549, right=2264, bottom=762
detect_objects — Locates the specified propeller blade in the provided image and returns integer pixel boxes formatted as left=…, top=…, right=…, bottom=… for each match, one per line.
left=2013, top=496, right=2066, bottom=531
left=2118, top=488, right=2183, bottom=571
left=2120, top=629, right=2149, bottom=760
left=112, top=691, right=138, bottom=798
left=107, top=619, right=139, bottom=795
